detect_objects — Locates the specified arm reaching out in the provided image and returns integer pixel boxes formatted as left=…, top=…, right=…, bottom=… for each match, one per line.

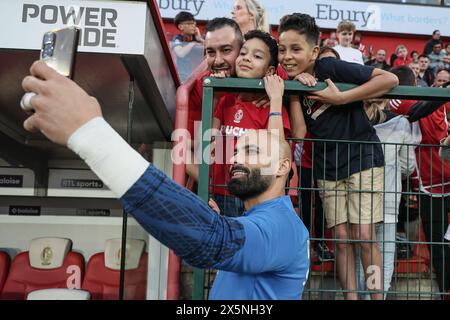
left=20, top=60, right=245, bottom=269
left=306, top=67, right=399, bottom=105
left=264, top=75, right=285, bottom=140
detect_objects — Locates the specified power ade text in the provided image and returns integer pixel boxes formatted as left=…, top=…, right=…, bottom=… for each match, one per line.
left=22, top=4, right=117, bottom=47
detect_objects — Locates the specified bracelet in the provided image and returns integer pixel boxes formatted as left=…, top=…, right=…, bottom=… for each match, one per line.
left=269, top=112, right=282, bottom=117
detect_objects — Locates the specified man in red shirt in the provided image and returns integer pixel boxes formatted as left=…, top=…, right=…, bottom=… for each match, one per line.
left=389, top=67, right=450, bottom=297
left=187, top=18, right=243, bottom=140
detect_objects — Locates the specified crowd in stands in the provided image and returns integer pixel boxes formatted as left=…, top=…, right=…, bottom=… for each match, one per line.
left=167, top=0, right=449, bottom=300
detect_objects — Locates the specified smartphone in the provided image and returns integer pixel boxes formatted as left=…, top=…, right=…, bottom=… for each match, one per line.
left=40, top=26, right=80, bottom=78
left=21, top=26, right=79, bottom=111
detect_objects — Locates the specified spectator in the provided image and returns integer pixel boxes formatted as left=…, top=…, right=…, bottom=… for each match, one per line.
left=417, top=54, right=434, bottom=87
left=410, top=50, right=419, bottom=64
left=423, top=30, right=443, bottom=56
left=20, top=61, right=310, bottom=299
left=442, top=43, right=450, bottom=70
left=356, top=98, right=417, bottom=299
left=333, top=20, right=364, bottom=65
left=171, top=11, right=204, bottom=82
left=294, top=46, right=341, bottom=263
left=318, top=46, right=340, bottom=60
left=389, top=67, right=450, bottom=298
left=231, top=0, right=270, bottom=35
left=184, top=18, right=243, bottom=214
left=389, top=52, right=397, bottom=67
left=352, top=32, right=368, bottom=62
left=392, top=45, right=412, bottom=67
left=323, top=31, right=338, bottom=47
left=185, top=17, right=242, bottom=141
left=408, top=62, right=420, bottom=78
left=365, top=48, right=390, bottom=71
left=428, top=42, right=446, bottom=74
left=278, top=12, right=398, bottom=300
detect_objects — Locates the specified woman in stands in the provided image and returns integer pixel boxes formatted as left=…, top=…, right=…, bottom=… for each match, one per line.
left=231, top=0, right=270, bottom=34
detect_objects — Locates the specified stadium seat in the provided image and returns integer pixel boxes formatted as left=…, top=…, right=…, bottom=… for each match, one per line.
left=0, top=251, right=10, bottom=294
left=0, top=238, right=84, bottom=300
left=82, top=239, right=148, bottom=300
left=27, top=288, right=90, bottom=300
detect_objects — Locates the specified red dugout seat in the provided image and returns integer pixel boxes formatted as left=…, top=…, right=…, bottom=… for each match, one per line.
left=82, top=239, right=147, bottom=300
left=0, top=251, right=10, bottom=294
left=0, top=238, right=84, bottom=300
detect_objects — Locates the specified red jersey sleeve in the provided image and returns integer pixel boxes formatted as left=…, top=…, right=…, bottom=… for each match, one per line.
left=389, top=99, right=417, bottom=116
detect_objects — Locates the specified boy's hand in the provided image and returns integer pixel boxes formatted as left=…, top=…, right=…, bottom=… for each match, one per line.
left=294, top=73, right=317, bottom=87
left=306, top=79, right=347, bottom=105
left=264, top=75, right=284, bottom=102
left=253, top=95, right=270, bottom=108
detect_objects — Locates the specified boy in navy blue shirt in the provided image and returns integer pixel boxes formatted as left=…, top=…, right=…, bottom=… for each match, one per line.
left=278, top=13, right=398, bottom=300
left=171, top=11, right=204, bottom=82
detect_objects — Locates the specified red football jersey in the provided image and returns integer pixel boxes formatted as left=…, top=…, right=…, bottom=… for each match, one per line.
left=187, top=70, right=211, bottom=138
left=389, top=99, right=450, bottom=195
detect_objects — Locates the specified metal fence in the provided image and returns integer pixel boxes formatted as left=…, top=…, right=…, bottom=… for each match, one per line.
left=191, top=77, right=450, bottom=300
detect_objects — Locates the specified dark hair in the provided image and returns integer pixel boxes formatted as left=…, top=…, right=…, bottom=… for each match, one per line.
left=390, top=66, right=416, bottom=86
left=418, top=54, right=429, bottom=60
left=206, top=17, right=243, bottom=44
left=433, top=30, right=440, bottom=35
left=174, top=11, right=195, bottom=28
left=244, top=30, right=278, bottom=68
left=319, top=46, right=340, bottom=60
left=410, top=50, right=419, bottom=58
left=278, top=13, right=320, bottom=46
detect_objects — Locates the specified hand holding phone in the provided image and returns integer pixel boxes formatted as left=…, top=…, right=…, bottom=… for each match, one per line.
left=21, top=26, right=79, bottom=112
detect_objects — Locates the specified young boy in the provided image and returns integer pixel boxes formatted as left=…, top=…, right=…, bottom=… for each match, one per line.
left=392, top=44, right=412, bottom=67
left=278, top=13, right=398, bottom=300
left=333, top=20, right=364, bottom=65
left=171, top=11, right=204, bottom=82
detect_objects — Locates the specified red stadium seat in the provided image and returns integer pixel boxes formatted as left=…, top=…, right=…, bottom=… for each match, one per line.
left=82, top=239, right=147, bottom=300
left=0, top=251, right=11, bottom=294
left=0, top=238, right=84, bottom=300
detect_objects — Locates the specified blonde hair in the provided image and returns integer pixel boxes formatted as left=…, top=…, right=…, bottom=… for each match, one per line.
left=364, top=99, right=388, bottom=124
left=243, top=0, right=270, bottom=33
left=395, top=44, right=407, bottom=55
left=336, top=20, right=356, bottom=33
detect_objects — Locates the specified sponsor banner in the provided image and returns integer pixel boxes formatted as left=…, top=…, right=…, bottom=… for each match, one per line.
left=157, top=0, right=450, bottom=36
left=75, top=208, right=111, bottom=216
left=0, top=168, right=35, bottom=196
left=9, top=205, right=41, bottom=216
left=48, top=169, right=115, bottom=198
left=0, top=0, right=147, bottom=54
left=0, top=175, right=23, bottom=188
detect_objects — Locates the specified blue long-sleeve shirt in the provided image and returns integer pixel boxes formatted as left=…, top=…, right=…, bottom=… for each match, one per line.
left=119, top=164, right=310, bottom=300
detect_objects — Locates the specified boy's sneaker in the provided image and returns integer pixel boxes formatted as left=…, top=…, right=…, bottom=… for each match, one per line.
left=315, top=242, right=334, bottom=262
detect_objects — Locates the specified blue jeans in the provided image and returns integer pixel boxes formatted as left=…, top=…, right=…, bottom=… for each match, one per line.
left=214, top=194, right=245, bottom=217
left=355, top=223, right=396, bottom=299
